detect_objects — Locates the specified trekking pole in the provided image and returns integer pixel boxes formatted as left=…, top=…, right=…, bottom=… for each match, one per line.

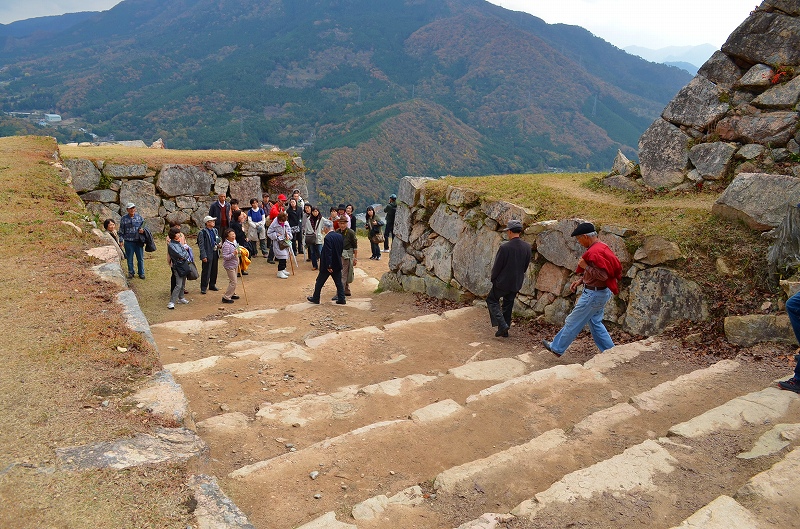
left=288, top=243, right=296, bottom=276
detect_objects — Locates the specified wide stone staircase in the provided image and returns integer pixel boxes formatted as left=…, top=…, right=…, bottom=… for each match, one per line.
left=149, top=263, right=800, bottom=529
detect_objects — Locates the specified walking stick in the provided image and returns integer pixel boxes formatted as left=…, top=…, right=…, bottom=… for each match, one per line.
left=288, top=244, right=296, bottom=276
left=238, top=250, right=249, bottom=304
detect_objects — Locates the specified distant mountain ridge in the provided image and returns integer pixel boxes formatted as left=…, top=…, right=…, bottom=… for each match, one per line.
left=625, top=44, right=718, bottom=70
left=0, top=0, right=692, bottom=207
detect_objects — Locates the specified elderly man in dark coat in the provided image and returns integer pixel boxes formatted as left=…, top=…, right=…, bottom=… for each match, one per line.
left=487, top=219, right=532, bottom=337
left=307, top=218, right=346, bottom=305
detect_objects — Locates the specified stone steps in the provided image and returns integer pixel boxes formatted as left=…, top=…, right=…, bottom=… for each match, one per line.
left=451, top=387, right=800, bottom=529
left=220, top=347, right=787, bottom=529
left=147, top=280, right=799, bottom=529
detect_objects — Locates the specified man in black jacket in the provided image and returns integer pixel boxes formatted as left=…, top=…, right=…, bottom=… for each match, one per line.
left=487, top=219, right=532, bottom=337
left=197, top=216, right=221, bottom=294
left=307, top=218, right=346, bottom=304
left=382, top=193, right=397, bottom=252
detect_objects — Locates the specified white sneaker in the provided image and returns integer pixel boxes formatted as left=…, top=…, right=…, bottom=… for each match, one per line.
left=179, top=298, right=190, bottom=304
left=277, top=270, right=289, bottom=278
left=167, top=302, right=175, bottom=309
left=381, top=249, right=389, bottom=253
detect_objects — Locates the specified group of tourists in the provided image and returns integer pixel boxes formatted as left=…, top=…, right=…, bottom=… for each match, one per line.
left=107, top=198, right=800, bottom=393
left=105, top=191, right=398, bottom=308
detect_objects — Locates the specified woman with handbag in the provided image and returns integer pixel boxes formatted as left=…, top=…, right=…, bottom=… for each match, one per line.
left=287, top=198, right=303, bottom=256
left=220, top=228, right=241, bottom=304
left=365, top=206, right=384, bottom=260
left=303, top=205, right=324, bottom=270
left=166, top=226, right=191, bottom=309
left=267, top=211, right=293, bottom=279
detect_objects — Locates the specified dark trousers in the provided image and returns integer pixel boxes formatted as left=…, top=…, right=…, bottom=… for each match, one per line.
left=311, top=267, right=345, bottom=302
left=383, top=226, right=394, bottom=250
left=200, top=254, right=218, bottom=291
left=785, top=292, right=800, bottom=380
left=486, top=285, right=516, bottom=331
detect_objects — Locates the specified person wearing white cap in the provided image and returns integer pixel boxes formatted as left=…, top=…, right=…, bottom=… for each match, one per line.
left=487, top=219, right=532, bottom=337
left=197, top=215, right=221, bottom=294
left=118, top=202, right=146, bottom=279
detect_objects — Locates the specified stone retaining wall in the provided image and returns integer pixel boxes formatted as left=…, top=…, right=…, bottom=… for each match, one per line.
left=380, top=177, right=708, bottom=336
left=65, top=156, right=308, bottom=233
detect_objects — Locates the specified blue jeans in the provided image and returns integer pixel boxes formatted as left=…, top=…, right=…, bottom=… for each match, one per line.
left=124, top=240, right=144, bottom=277
left=550, top=287, right=614, bottom=355
left=308, top=243, right=322, bottom=269
left=785, top=292, right=800, bottom=379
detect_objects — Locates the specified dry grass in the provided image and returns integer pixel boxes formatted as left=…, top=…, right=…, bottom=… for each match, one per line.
left=0, top=136, right=193, bottom=528
left=59, top=143, right=289, bottom=166
left=432, top=172, right=774, bottom=315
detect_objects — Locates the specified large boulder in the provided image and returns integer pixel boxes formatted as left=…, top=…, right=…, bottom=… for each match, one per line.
left=204, top=161, right=236, bottom=176
left=661, top=76, right=730, bottom=129
left=393, top=204, right=413, bottom=242
left=156, top=165, right=214, bottom=197
left=535, top=219, right=587, bottom=270
left=423, top=237, right=454, bottom=282
left=480, top=200, right=536, bottom=227
left=598, top=232, right=632, bottom=270
left=397, top=176, right=434, bottom=207
left=633, top=236, right=683, bottom=265
left=429, top=204, right=467, bottom=244
left=535, top=262, right=571, bottom=296
left=80, top=189, right=118, bottom=203
left=119, top=180, right=159, bottom=218
left=688, top=142, right=738, bottom=180
left=735, top=64, right=775, bottom=89
left=724, top=314, right=797, bottom=346
left=624, top=268, right=708, bottom=336
left=751, top=75, right=800, bottom=109
left=445, top=186, right=480, bottom=207
left=697, top=51, right=744, bottom=90
left=638, top=119, right=691, bottom=189
left=228, top=176, right=262, bottom=204
left=712, top=173, right=800, bottom=230
left=65, top=159, right=101, bottom=193
left=239, top=160, right=285, bottom=175
left=722, top=10, right=800, bottom=66
left=452, top=227, right=503, bottom=297
left=103, top=163, right=148, bottom=179
left=716, top=112, right=799, bottom=146
left=610, top=150, right=637, bottom=177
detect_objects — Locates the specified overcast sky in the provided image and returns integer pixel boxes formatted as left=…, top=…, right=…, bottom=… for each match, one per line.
left=1, top=0, right=758, bottom=49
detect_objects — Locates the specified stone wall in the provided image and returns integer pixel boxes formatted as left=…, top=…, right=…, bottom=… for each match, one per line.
left=606, top=0, right=800, bottom=208
left=65, top=156, right=307, bottom=233
left=380, top=177, right=708, bottom=337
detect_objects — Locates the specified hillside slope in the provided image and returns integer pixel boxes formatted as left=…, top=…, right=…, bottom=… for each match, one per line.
left=0, top=0, right=691, bottom=206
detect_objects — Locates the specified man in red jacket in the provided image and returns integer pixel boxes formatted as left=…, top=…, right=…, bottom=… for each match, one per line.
left=543, top=222, right=622, bottom=357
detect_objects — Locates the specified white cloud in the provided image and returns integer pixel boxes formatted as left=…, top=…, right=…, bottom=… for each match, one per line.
left=487, top=0, right=757, bottom=49
left=0, top=0, right=121, bottom=25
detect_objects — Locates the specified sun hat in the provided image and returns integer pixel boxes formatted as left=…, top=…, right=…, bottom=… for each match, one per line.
left=126, top=202, right=136, bottom=209
left=203, top=215, right=216, bottom=223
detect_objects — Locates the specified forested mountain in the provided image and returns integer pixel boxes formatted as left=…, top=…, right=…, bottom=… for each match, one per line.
left=0, top=0, right=691, bottom=207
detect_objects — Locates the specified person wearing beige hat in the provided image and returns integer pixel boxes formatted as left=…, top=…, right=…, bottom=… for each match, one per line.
left=487, top=219, right=531, bottom=337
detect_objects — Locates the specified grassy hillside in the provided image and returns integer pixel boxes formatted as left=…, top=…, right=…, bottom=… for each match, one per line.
left=0, top=0, right=691, bottom=209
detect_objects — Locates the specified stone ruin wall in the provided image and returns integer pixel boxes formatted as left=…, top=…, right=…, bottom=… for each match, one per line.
left=606, top=0, right=800, bottom=203
left=64, top=156, right=308, bottom=234
left=379, top=177, right=737, bottom=339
